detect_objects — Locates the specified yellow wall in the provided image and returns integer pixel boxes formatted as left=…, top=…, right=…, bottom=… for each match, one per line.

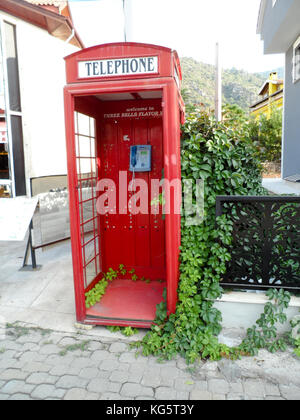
left=250, top=72, right=283, bottom=120
left=250, top=95, right=283, bottom=120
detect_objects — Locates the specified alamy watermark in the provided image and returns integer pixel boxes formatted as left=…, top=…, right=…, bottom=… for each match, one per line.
left=94, top=172, right=204, bottom=226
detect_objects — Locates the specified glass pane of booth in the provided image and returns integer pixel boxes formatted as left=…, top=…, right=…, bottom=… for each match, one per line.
left=75, top=112, right=100, bottom=288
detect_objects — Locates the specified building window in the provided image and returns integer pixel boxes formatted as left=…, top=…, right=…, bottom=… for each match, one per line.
left=293, top=36, right=300, bottom=83
left=0, top=20, right=26, bottom=197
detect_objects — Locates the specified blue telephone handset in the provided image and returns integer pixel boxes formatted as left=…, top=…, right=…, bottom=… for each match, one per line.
left=130, top=145, right=152, bottom=172
left=130, top=146, right=138, bottom=169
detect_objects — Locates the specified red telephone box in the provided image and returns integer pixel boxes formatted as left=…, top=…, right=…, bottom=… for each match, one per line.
left=64, top=43, right=185, bottom=328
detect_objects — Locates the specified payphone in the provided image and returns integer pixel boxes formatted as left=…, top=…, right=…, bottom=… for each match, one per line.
left=129, top=145, right=152, bottom=172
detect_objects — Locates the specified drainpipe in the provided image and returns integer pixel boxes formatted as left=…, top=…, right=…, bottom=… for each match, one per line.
left=65, top=29, right=75, bottom=45
left=215, top=42, right=222, bottom=122
left=123, top=0, right=133, bottom=43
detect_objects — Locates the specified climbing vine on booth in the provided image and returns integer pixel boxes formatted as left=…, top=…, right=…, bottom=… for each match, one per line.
left=133, top=106, right=266, bottom=363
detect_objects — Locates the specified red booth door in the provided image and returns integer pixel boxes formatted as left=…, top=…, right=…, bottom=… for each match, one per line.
left=99, top=117, right=166, bottom=280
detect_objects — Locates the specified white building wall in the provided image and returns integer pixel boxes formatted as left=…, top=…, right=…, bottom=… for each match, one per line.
left=0, top=11, right=79, bottom=192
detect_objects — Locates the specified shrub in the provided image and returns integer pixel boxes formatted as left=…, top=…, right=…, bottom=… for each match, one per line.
left=248, top=107, right=282, bottom=163
left=134, top=107, right=265, bottom=363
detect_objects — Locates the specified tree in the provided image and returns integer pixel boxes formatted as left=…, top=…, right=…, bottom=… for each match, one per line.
left=249, top=107, right=282, bottom=162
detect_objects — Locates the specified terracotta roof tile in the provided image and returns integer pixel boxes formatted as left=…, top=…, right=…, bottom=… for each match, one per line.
left=25, top=0, right=68, bottom=13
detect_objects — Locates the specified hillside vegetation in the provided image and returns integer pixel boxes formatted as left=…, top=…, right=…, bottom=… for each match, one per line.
left=180, top=57, right=281, bottom=111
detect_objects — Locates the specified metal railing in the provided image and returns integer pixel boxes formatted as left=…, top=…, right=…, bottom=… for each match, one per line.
left=216, top=196, right=300, bottom=292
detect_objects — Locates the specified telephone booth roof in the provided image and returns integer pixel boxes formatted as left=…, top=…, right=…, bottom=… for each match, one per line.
left=64, top=42, right=183, bottom=89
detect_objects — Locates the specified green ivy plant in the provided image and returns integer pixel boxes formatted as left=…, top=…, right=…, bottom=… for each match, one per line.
left=133, top=107, right=266, bottom=363
left=85, top=265, right=152, bottom=309
left=106, top=325, right=139, bottom=337
left=238, top=289, right=291, bottom=356
left=294, top=339, right=300, bottom=358
left=290, top=312, right=300, bottom=358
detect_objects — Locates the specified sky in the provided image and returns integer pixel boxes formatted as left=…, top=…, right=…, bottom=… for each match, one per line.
left=69, top=0, right=284, bottom=74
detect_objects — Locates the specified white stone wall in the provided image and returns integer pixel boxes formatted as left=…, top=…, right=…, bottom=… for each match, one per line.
left=0, top=11, right=79, bottom=193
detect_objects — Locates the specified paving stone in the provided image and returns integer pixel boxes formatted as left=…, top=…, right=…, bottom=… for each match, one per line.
left=8, top=393, right=33, bottom=400
left=218, top=360, right=242, bottom=382
left=16, top=333, right=41, bottom=344
left=154, top=387, right=177, bottom=400
left=26, top=372, right=58, bottom=385
left=90, top=350, right=116, bottom=363
left=97, top=370, right=111, bottom=380
left=39, top=345, right=60, bottom=356
left=190, top=390, right=213, bottom=400
left=69, top=357, right=96, bottom=370
left=159, top=377, right=174, bottom=387
left=87, top=378, right=110, bottom=393
left=19, top=352, right=45, bottom=363
left=176, top=359, right=188, bottom=370
left=23, top=343, right=40, bottom=352
left=160, top=366, right=180, bottom=379
left=265, top=382, right=281, bottom=397
left=174, top=378, right=196, bottom=392
left=99, top=360, right=120, bottom=371
left=64, top=388, right=90, bottom=401
left=141, top=366, right=161, bottom=388
left=127, top=364, right=145, bottom=383
left=109, top=342, right=128, bottom=353
left=141, top=373, right=161, bottom=388
left=1, top=380, right=35, bottom=395
left=193, top=380, right=208, bottom=391
left=49, top=365, right=81, bottom=376
left=0, top=350, right=16, bottom=359
left=109, top=371, right=129, bottom=384
left=85, top=392, right=100, bottom=400
left=99, top=392, right=122, bottom=400
left=229, top=381, right=244, bottom=394
left=79, top=367, right=100, bottom=380
left=243, top=379, right=266, bottom=398
left=212, top=393, right=226, bottom=400
left=128, top=371, right=143, bottom=384
left=176, top=391, right=189, bottom=400
left=0, top=340, right=21, bottom=351
left=44, top=333, right=65, bottom=345
left=31, top=385, right=65, bottom=400
left=56, top=375, right=88, bottom=390
left=0, top=368, right=29, bottom=381
left=59, top=337, right=78, bottom=347
left=118, top=363, right=130, bottom=372
left=226, top=393, right=245, bottom=400
left=279, top=385, right=300, bottom=400
left=119, top=352, right=147, bottom=364
left=208, top=379, right=230, bottom=395
left=120, top=383, right=154, bottom=398
left=86, top=341, right=104, bottom=352
left=23, top=362, right=52, bottom=373
left=0, top=359, right=24, bottom=369
left=45, top=354, right=75, bottom=366
left=108, top=381, right=122, bottom=393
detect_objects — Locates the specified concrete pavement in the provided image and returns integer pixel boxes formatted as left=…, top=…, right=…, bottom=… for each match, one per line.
left=0, top=238, right=300, bottom=400
left=0, top=322, right=300, bottom=400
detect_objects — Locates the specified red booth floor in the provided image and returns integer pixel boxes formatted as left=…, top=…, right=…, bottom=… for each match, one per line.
left=86, top=279, right=166, bottom=323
